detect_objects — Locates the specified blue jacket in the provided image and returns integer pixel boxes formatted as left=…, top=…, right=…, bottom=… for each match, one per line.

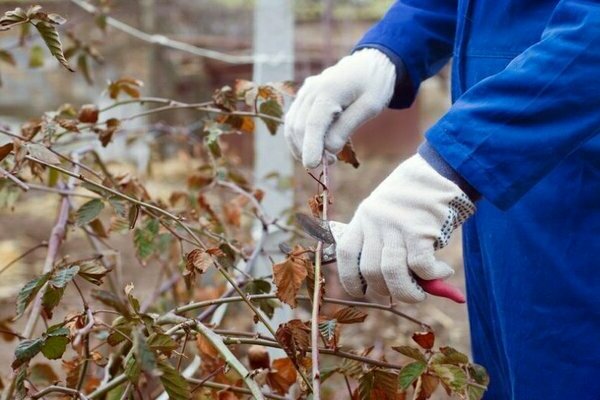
left=356, top=1, right=600, bottom=399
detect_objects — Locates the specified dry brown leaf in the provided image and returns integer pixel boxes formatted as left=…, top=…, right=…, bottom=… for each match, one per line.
left=308, top=194, right=323, bottom=218
left=266, top=357, right=297, bottom=395
left=223, top=201, right=242, bottom=227
left=337, top=139, right=360, bottom=168
left=248, top=345, right=270, bottom=370
left=412, top=331, right=435, bottom=350
left=414, top=373, right=439, bottom=400
left=196, top=333, right=225, bottom=374
left=334, top=307, right=368, bottom=324
left=272, top=249, right=309, bottom=308
left=275, top=319, right=311, bottom=365
left=0, top=142, right=14, bottom=163
left=77, top=104, right=99, bottom=123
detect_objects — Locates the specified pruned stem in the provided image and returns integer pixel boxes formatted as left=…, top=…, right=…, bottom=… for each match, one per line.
left=311, top=158, right=330, bottom=398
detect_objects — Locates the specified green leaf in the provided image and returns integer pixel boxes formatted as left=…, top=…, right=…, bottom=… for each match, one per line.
left=49, top=265, right=79, bottom=288
left=16, top=273, right=50, bottom=317
left=147, top=333, right=178, bottom=356
left=28, top=45, right=44, bottom=68
left=134, top=218, right=159, bottom=260
left=77, top=53, right=93, bottom=85
left=468, top=364, right=489, bottom=386
left=76, top=198, right=104, bottom=226
left=41, top=286, right=64, bottom=318
left=124, top=356, right=140, bottom=384
left=318, top=319, right=337, bottom=346
left=46, top=325, right=69, bottom=337
left=158, top=361, right=191, bottom=400
left=467, top=384, right=487, bottom=400
left=92, top=289, right=130, bottom=316
left=392, top=345, right=426, bottom=363
left=439, top=346, right=470, bottom=365
left=259, top=99, right=283, bottom=135
left=244, top=279, right=278, bottom=318
left=77, top=259, right=110, bottom=286
left=398, top=361, right=427, bottom=390
left=108, top=196, right=128, bottom=218
left=40, top=335, right=69, bottom=360
left=107, top=317, right=131, bottom=346
left=33, top=20, right=74, bottom=72
left=26, top=143, right=60, bottom=164
left=134, top=331, right=157, bottom=374
left=431, top=364, right=467, bottom=393
left=12, top=338, right=43, bottom=369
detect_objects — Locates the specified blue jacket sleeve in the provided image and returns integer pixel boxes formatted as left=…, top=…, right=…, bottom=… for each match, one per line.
left=426, top=0, right=600, bottom=210
left=354, top=0, right=457, bottom=109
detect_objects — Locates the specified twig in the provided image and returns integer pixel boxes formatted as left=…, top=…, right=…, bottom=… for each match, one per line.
left=221, top=336, right=406, bottom=371
left=173, top=293, right=431, bottom=330
left=185, top=379, right=287, bottom=400
left=0, top=166, right=29, bottom=191
left=160, top=319, right=265, bottom=399
left=27, top=183, right=101, bottom=199
left=189, top=366, right=225, bottom=394
left=0, top=241, right=48, bottom=277
left=30, top=385, right=89, bottom=399
left=69, top=0, right=293, bottom=65
left=311, top=158, right=330, bottom=398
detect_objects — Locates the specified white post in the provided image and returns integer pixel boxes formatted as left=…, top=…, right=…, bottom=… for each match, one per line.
left=252, top=0, right=295, bottom=354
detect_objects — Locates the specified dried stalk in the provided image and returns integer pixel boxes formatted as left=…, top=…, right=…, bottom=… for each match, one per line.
left=311, top=159, right=329, bottom=398
left=30, top=385, right=89, bottom=400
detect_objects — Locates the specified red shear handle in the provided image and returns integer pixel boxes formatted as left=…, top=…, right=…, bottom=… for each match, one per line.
left=416, top=277, right=466, bottom=304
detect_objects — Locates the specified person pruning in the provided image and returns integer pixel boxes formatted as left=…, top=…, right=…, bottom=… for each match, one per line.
left=284, top=1, right=600, bottom=399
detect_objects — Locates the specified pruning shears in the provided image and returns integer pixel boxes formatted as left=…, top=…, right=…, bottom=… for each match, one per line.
left=292, top=213, right=466, bottom=304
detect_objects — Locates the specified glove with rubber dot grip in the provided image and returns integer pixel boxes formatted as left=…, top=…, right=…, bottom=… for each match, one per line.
left=333, top=153, right=475, bottom=303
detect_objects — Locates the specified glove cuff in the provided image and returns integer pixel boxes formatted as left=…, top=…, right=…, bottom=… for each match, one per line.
left=418, top=141, right=480, bottom=202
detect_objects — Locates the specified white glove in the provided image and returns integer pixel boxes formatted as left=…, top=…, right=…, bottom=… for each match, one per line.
left=334, top=154, right=476, bottom=303
left=284, top=48, right=396, bottom=169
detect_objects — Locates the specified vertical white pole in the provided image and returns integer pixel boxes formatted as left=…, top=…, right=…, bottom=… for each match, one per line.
left=252, top=0, right=295, bottom=354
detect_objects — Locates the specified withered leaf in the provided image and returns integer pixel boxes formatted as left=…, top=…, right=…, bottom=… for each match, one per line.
left=272, top=249, right=309, bottom=308
left=0, top=142, right=13, bottom=162
left=337, top=139, right=360, bottom=168
left=248, top=345, right=270, bottom=370
left=275, top=319, right=310, bottom=366
left=412, top=331, right=435, bottom=350
left=334, top=307, right=368, bottom=324
left=414, top=373, right=439, bottom=400
left=108, top=77, right=143, bottom=99
left=77, top=104, right=99, bottom=123
left=266, top=357, right=297, bottom=395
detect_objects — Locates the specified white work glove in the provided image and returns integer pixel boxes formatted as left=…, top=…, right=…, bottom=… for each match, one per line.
left=284, top=48, right=396, bottom=169
left=333, top=154, right=476, bottom=303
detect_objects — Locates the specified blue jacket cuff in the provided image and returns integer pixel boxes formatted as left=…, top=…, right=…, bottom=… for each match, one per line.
left=352, top=44, right=414, bottom=110
left=418, top=141, right=481, bottom=202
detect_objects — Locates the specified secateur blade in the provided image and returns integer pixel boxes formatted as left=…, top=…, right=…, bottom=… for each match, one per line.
left=295, top=213, right=336, bottom=244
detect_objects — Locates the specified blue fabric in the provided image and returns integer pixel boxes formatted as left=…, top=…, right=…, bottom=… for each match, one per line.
left=356, top=1, right=600, bottom=399
left=417, top=141, right=480, bottom=201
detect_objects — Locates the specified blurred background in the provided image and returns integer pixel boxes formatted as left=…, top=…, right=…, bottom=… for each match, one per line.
left=0, top=0, right=465, bottom=391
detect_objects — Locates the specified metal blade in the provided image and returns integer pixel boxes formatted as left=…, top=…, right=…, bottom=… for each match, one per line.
left=295, top=213, right=336, bottom=244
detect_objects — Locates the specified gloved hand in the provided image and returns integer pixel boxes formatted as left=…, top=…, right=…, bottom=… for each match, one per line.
left=334, top=154, right=476, bottom=303
left=284, top=48, right=396, bottom=169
